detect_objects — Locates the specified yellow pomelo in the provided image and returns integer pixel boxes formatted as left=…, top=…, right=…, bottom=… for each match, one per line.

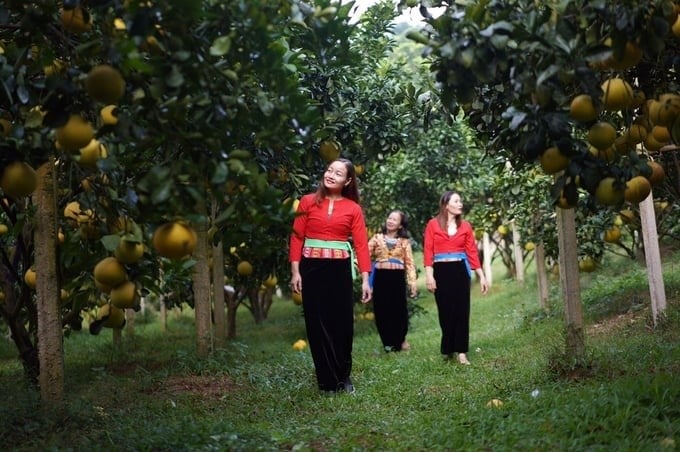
left=93, top=257, right=127, bottom=287
left=114, top=241, right=144, bottom=264
left=569, top=94, right=598, bottom=122
left=624, top=176, right=652, bottom=204
left=579, top=257, right=596, bottom=273
left=539, top=146, right=569, bottom=174
left=587, top=122, right=617, bottom=150
left=292, top=292, right=303, bottom=305
left=24, top=268, right=37, bottom=289
left=152, top=221, right=197, bottom=259
left=79, top=139, right=108, bottom=168
left=603, top=226, right=621, bottom=243
left=60, top=7, right=92, bottom=34
left=85, top=65, right=126, bottom=104
left=100, top=304, right=126, bottom=329
left=263, top=274, right=278, bottom=288
left=319, top=140, right=341, bottom=162
left=55, top=114, right=94, bottom=150
left=601, top=78, right=633, bottom=111
left=1, top=161, right=38, bottom=198
left=110, top=280, right=138, bottom=309
left=237, top=260, right=253, bottom=276
left=594, top=177, right=624, bottom=206
left=100, top=105, right=119, bottom=125
left=63, top=201, right=82, bottom=221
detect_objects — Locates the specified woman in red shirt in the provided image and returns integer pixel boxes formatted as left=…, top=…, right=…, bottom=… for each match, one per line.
left=423, top=191, right=488, bottom=365
left=290, top=158, right=372, bottom=394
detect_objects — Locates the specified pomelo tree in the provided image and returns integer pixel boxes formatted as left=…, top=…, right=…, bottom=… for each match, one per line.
left=406, top=0, right=679, bottom=357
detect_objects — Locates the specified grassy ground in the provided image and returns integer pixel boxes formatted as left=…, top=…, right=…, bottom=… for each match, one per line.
left=1, top=251, right=679, bottom=451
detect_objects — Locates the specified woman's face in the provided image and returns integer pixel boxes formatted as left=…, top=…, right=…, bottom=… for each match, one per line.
left=446, top=193, right=463, bottom=215
left=385, top=212, right=402, bottom=233
left=323, top=161, right=349, bottom=193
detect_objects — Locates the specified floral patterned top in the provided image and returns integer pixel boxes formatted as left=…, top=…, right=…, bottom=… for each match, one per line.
left=368, top=233, right=417, bottom=290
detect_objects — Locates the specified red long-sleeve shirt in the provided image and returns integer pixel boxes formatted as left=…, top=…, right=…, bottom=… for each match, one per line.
left=289, top=193, right=371, bottom=273
left=423, top=218, right=482, bottom=270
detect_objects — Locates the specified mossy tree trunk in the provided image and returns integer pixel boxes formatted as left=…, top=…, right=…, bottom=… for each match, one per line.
left=192, top=212, right=212, bottom=357
left=556, top=207, right=584, bottom=359
left=34, top=161, right=64, bottom=406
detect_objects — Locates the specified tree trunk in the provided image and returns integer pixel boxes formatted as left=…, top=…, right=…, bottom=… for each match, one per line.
left=125, top=308, right=135, bottom=337
left=160, top=294, right=167, bottom=331
left=192, top=216, right=212, bottom=357
left=556, top=207, right=584, bottom=359
left=248, top=287, right=264, bottom=324
left=482, top=232, right=493, bottom=287
left=639, top=192, right=667, bottom=325
left=226, top=287, right=237, bottom=339
left=535, top=241, right=550, bottom=312
left=212, top=240, right=226, bottom=347
left=113, top=327, right=121, bottom=346
left=34, top=161, right=64, bottom=406
left=511, top=220, right=524, bottom=284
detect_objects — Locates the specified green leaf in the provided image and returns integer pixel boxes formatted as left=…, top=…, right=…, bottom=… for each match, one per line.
left=210, top=36, right=231, bottom=57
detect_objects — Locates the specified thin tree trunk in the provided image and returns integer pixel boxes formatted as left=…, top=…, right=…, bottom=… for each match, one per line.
left=113, top=327, right=122, bottom=346
left=556, top=207, right=584, bottom=358
left=226, top=287, right=238, bottom=339
left=639, top=192, right=667, bottom=325
left=125, top=308, right=135, bottom=337
left=212, top=240, right=226, bottom=347
left=482, top=232, right=493, bottom=287
left=511, top=220, right=524, bottom=284
left=192, top=213, right=212, bottom=357
left=210, top=198, right=226, bottom=347
left=34, top=160, right=64, bottom=406
left=535, top=241, right=549, bottom=312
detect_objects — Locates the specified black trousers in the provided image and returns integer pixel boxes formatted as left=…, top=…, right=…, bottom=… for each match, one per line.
left=372, top=269, right=408, bottom=350
left=433, top=261, right=470, bottom=355
left=300, top=257, right=354, bottom=391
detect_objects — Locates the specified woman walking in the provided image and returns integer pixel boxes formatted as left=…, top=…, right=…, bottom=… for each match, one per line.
left=289, top=158, right=372, bottom=393
left=368, top=210, right=417, bottom=352
left=423, top=191, right=488, bottom=365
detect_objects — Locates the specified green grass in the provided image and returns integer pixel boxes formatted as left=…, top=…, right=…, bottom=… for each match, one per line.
left=1, top=251, right=679, bottom=451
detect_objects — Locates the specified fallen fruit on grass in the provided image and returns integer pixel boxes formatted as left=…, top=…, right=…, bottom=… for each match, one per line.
left=292, top=339, right=307, bottom=351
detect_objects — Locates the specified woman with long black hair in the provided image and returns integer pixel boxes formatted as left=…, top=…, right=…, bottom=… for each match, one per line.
left=289, top=158, right=372, bottom=394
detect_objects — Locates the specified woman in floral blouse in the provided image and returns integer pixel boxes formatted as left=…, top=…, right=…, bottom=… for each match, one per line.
left=368, top=210, right=418, bottom=352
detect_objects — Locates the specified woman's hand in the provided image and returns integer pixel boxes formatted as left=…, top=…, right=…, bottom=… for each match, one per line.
left=290, top=272, right=302, bottom=294
left=425, top=276, right=437, bottom=293
left=361, top=280, right=372, bottom=303
left=409, top=285, right=418, bottom=298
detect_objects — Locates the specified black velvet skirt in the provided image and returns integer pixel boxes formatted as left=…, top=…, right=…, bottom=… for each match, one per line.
left=372, top=269, right=408, bottom=351
left=300, top=257, right=354, bottom=391
left=433, top=261, right=471, bottom=355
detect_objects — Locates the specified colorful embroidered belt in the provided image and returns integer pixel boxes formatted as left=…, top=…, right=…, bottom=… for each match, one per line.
left=434, top=252, right=471, bottom=278
left=303, top=238, right=356, bottom=279
left=369, top=258, right=404, bottom=288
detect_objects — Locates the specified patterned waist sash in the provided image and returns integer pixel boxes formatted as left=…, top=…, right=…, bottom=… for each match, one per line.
left=369, top=257, right=404, bottom=289
left=434, top=252, right=471, bottom=278
left=303, top=238, right=356, bottom=279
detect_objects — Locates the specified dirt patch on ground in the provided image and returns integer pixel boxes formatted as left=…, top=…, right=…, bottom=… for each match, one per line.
left=150, top=374, right=239, bottom=398
left=587, top=310, right=645, bottom=336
